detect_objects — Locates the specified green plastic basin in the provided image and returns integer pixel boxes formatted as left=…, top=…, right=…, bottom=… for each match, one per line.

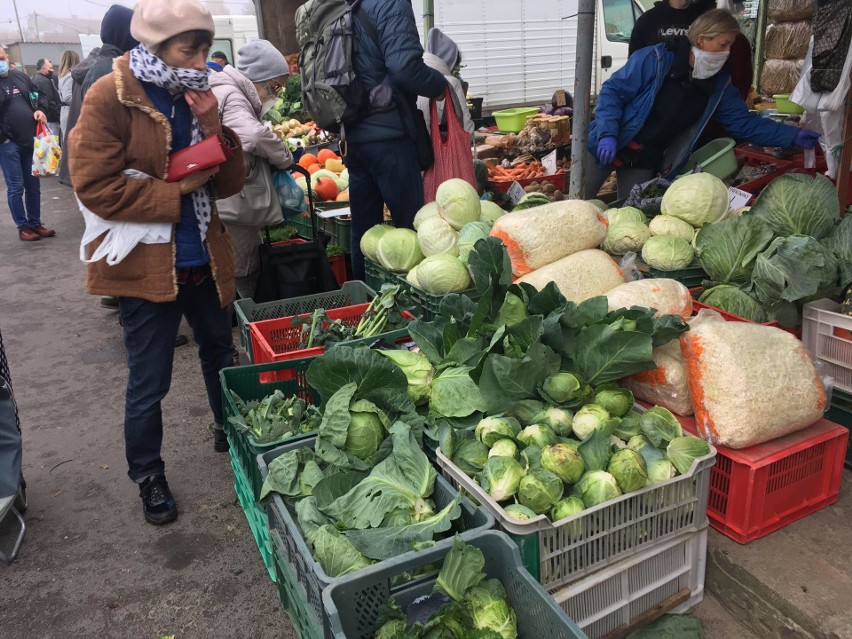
left=678, top=137, right=737, bottom=180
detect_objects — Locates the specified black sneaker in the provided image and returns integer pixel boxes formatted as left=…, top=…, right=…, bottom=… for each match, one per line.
left=213, top=428, right=229, bottom=453
left=139, top=474, right=178, bottom=525
left=100, top=296, right=119, bottom=309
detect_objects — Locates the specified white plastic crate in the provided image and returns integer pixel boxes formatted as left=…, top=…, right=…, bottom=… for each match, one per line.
left=803, top=299, right=852, bottom=394
left=434, top=441, right=714, bottom=592
left=552, top=526, right=707, bottom=639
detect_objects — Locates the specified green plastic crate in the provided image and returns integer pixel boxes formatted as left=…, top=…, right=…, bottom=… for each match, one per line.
left=364, top=259, right=405, bottom=292
left=231, top=454, right=276, bottom=582
left=332, top=216, right=351, bottom=252
left=234, top=281, right=377, bottom=362
left=323, top=531, right=588, bottom=639
left=825, top=388, right=852, bottom=469
left=291, top=212, right=316, bottom=240
left=220, top=357, right=320, bottom=502
left=637, top=258, right=708, bottom=289
left=404, top=281, right=482, bottom=321
left=258, top=436, right=495, bottom=639
left=271, top=528, right=324, bottom=639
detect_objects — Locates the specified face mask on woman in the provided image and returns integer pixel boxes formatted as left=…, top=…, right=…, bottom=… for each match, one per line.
left=692, top=47, right=730, bottom=79
left=0, top=61, right=9, bottom=76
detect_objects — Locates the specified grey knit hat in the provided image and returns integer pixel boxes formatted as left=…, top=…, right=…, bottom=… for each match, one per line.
left=236, top=39, right=288, bottom=83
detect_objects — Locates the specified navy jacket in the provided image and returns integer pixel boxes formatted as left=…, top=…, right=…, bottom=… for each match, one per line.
left=589, top=44, right=798, bottom=178
left=347, top=0, right=446, bottom=144
left=142, top=83, right=208, bottom=268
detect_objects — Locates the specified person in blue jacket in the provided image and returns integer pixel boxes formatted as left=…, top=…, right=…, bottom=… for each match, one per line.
left=586, top=9, right=819, bottom=199
left=346, top=0, right=447, bottom=281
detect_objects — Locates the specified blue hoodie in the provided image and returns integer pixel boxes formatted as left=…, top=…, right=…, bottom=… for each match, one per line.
left=589, top=43, right=798, bottom=178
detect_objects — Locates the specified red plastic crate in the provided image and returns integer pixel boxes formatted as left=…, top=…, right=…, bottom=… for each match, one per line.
left=250, top=303, right=415, bottom=383
left=690, top=288, right=801, bottom=339
left=732, top=149, right=793, bottom=199
left=678, top=416, right=848, bottom=544
left=328, top=254, right=349, bottom=288
left=488, top=171, right=566, bottom=194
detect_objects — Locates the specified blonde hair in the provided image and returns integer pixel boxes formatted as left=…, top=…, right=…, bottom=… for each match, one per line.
left=688, top=9, right=741, bottom=46
left=59, top=50, right=80, bottom=78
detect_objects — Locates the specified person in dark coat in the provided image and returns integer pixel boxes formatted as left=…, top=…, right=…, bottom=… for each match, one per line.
left=345, top=0, right=447, bottom=281
left=81, top=4, right=139, bottom=101
left=31, top=59, right=62, bottom=137
left=57, top=48, right=99, bottom=187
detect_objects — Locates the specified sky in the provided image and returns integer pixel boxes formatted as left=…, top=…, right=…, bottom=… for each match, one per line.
left=1, top=0, right=254, bottom=40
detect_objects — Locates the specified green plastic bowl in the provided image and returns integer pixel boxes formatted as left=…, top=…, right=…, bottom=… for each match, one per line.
left=678, top=137, right=737, bottom=180
left=774, top=94, right=805, bottom=114
left=492, top=107, right=539, bottom=132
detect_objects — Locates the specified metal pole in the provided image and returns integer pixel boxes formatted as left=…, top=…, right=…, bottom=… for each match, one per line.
left=753, top=0, right=768, bottom=93
left=34, top=13, right=40, bottom=42
left=423, top=0, right=434, bottom=45
left=11, top=0, right=25, bottom=43
left=569, top=0, right=596, bottom=199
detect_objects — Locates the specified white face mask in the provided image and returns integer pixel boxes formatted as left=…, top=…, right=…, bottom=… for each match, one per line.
left=691, top=47, right=729, bottom=79
left=260, top=97, right=277, bottom=116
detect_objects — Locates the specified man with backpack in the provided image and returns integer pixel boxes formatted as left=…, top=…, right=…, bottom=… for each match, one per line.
left=297, top=0, right=447, bottom=280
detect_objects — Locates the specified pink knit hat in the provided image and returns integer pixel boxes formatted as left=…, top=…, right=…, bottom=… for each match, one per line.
left=130, top=0, right=214, bottom=51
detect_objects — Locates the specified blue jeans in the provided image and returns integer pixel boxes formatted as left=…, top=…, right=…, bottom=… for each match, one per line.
left=345, top=137, right=424, bottom=280
left=119, top=270, right=237, bottom=481
left=0, top=142, right=41, bottom=230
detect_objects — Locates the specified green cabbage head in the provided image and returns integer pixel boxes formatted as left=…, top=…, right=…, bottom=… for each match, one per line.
left=359, top=224, right=394, bottom=263
left=479, top=199, right=505, bottom=224
left=572, top=470, right=622, bottom=508
left=541, top=443, right=585, bottom=484
left=641, top=235, right=694, bottom=271
left=662, top=172, right=729, bottom=227
left=607, top=448, right=648, bottom=493
left=602, top=221, right=651, bottom=255
left=377, top=228, right=424, bottom=272
left=413, top=201, right=440, bottom=230
left=519, top=468, right=564, bottom=514
left=417, top=215, right=459, bottom=257
left=415, top=254, right=471, bottom=294
left=457, top=221, right=493, bottom=265
left=437, top=178, right=481, bottom=230
left=648, top=214, right=695, bottom=242
left=479, top=455, right=525, bottom=502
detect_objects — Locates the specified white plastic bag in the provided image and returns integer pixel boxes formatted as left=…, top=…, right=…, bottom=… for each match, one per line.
left=78, top=169, right=171, bottom=266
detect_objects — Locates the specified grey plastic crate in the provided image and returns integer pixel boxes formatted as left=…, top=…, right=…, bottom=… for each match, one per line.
left=324, top=530, right=589, bottom=639
left=234, top=280, right=376, bottom=362
left=257, top=436, right=494, bottom=639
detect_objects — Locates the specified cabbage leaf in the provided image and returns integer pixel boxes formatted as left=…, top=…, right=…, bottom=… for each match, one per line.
left=695, top=215, right=774, bottom=284
left=750, top=172, right=840, bottom=240
left=750, top=235, right=839, bottom=306
left=821, top=215, right=852, bottom=289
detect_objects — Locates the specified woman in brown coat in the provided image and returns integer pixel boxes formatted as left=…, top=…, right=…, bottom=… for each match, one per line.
left=69, top=0, right=245, bottom=525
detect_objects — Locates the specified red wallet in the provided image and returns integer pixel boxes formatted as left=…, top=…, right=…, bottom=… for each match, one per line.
left=166, top=135, right=232, bottom=183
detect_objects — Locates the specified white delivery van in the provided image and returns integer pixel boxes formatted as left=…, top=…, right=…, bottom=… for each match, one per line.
left=79, top=15, right=259, bottom=67
left=410, top=0, right=644, bottom=111
left=211, top=15, right=260, bottom=65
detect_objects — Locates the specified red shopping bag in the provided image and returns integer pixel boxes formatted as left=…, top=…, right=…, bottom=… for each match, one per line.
left=423, top=88, right=476, bottom=202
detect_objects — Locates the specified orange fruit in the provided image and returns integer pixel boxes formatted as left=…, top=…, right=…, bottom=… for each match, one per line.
left=307, top=163, right=322, bottom=174
left=298, top=153, right=319, bottom=169
left=317, top=148, right=338, bottom=165
left=314, top=177, right=339, bottom=202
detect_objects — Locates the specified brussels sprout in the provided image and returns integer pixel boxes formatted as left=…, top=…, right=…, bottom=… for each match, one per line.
left=346, top=408, right=385, bottom=460
left=518, top=468, right=565, bottom=514
left=539, top=372, right=583, bottom=404
left=593, top=384, right=634, bottom=418
left=475, top=416, right=522, bottom=447
left=517, top=424, right=558, bottom=449
left=607, top=449, right=648, bottom=493
left=639, top=406, right=683, bottom=447
left=520, top=445, right=543, bottom=472
left=377, top=349, right=433, bottom=406
left=451, top=438, right=490, bottom=475
left=572, top=404, right=612, bottom=440
left=666, top=436, right=711, bottom=475
left=572, top=470, right=622, bottom=508
left=614, top=411, right=643, bottom=440
left=647, top=458, right=678, bottom=484
left=504, top=503, right=538, bottom=522
left=531, top=406, right=574, bottom=437
left=628, top=435, right=677, bottom=484
left=479, top=455, right=525, bottom=502
left=550, top=495, right=586, bottom=522
left=541, top=443, right=585, bottom=484
left=489, top=438, right=519, bottom=459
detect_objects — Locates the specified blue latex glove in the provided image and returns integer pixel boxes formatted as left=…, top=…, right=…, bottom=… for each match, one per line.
left=597, top=136, right=617, bottom=165
left=794, top=129, right=820, bottom=149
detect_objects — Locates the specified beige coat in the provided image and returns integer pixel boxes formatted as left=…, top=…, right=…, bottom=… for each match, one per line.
left=68, top=54, right=245, bottom=306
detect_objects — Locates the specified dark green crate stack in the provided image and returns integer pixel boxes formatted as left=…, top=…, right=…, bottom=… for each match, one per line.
left=637, top=258, right=708, bottom=288
left=219, top=357, right=319, bottom=582
left=234, top=281, right=377, bottom=362
left=825, top=388, right=852, bottom=469
left=258, top=438, right=494, bottom=639
left=404, top=282, right=482, bottom=321
left=271, top=528, right=324, bottom=639
left=315, top=202, right=351, bottom=252
left=364, top=259, right=404, bottom=292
